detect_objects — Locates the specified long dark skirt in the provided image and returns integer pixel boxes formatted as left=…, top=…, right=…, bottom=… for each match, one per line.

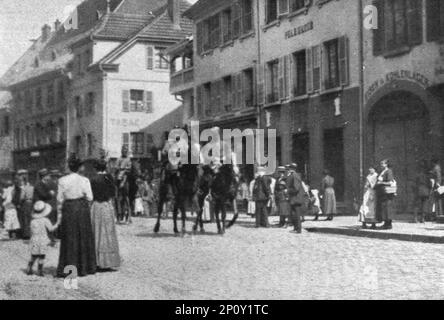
left=57, top=199, right=96, bottom=277
left=376, top=194, right=396, bottom=222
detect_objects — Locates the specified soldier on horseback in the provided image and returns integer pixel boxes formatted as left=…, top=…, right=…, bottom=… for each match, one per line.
left=116, top=146, right=132, bottom=224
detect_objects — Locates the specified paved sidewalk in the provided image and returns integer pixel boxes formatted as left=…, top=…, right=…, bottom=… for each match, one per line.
left=303, top=216, right=444, bottom=243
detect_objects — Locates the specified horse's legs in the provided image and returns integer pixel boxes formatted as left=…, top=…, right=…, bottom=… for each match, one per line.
left=221, top=203, right=227, bottom=234
left=214, top=201, right=222, bottom=234
left=154, top=194, right=165, bottom=233
left=180, top=199, right=187, bottom=234
left=172, top=201, right=180, bottom=234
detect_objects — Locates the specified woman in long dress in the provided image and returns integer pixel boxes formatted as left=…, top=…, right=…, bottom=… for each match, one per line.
left=321, top=170, right=337, bottom=221
left=90, top=160, right=121, bottom=270
left=56, top=156, right=96, bottom=277
left=359, top=167, right=378, bottom=229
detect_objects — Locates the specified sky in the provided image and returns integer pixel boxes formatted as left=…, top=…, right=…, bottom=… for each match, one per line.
left=0, top=0, right=197, bottom=77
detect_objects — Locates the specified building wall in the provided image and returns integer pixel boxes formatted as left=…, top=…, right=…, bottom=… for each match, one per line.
left=104, top=42, right=181, bottom=158
left=0, top=107, right=13, bottom=175
left=92, top=40, right=122, bottom=63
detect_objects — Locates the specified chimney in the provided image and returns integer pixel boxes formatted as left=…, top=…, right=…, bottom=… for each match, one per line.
left=168, top=0, right=180, bottom=29
left=41, top=24, right=51, bottom=42
left=54, top=19, right=61, bottom=31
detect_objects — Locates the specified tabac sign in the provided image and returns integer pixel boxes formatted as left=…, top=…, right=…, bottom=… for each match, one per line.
left=365, top=70, right=431, bottom=102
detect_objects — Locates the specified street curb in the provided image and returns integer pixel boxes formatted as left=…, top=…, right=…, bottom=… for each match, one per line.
left=305, top=227, right=444, bottom=244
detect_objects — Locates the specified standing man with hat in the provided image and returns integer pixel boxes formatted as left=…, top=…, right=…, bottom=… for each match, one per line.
left=16, top=169, right=34, bottom=239
left=286, top=163, right=304, bottom=234
left=252, top=166, right=271, bottom=228
left=275, top=166, right=290, bottom=227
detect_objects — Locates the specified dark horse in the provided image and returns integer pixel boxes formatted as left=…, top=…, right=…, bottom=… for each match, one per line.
left=153, top=161, right=200, bottom=234
left=208, top=164, right=239, bottom=234
left=116, top=161, right=139, bottom=224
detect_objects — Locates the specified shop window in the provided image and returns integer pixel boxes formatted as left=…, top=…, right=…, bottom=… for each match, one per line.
left=426, top=0, right=444, bottom=41
left=131, top=132, right=145, bottom=155
left=373, top=0, right=422, bottom=56
left=293, top=50, right=307, bottom=96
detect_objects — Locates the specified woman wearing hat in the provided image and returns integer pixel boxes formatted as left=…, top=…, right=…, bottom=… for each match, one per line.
left=56, top=156, right=96, bottom=277
left=27, top=201, right=59, bottom=276
left=90, top=159, right=121, bottom=270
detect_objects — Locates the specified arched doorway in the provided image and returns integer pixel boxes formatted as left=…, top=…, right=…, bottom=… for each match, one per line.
left=369, top=91, right=430, bottom=215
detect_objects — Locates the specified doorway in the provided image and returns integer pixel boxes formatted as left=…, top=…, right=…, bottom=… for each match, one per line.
left=292, top=133, right=310, bottom=182
left=323, top=128, right=345, bottom=201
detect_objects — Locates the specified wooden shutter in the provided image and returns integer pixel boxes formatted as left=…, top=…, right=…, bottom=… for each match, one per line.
left=339, top=36, right=349, bottom=87
left=257, top=64, right=265, bottom=105
left=284, top=55, right=291, bottom=99
left=232, top=74, right=238, bottom=109
left=122, top=90, right=130, bottom=112
left=196, top=22, right=203, bottom=55
left=373, top=0, right=385, bottom=55
left=213, top=13, right=221, bottom=48
left=146, top=45, right=154, bottom=70
left=278, top=0, right=289, bottom=15
left=232, top=3, right=241, bottom=38
left=312, top=45, right=321, bottom=92
left=145, top=91, right=153, bottom=113
left=407, top=0, right=423, bottom=46
left=426, top=0, right=441, bottom=41
left=237, top=73, right=244, bottom=109
left=278, top=57, right=285, bottom=100
left=306, top=47, right=313, bottom=94
left=196, top=86, right=203, bottom=116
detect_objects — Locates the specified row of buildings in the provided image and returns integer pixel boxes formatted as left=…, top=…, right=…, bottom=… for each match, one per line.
left=0, top=0, right=443, bottom=215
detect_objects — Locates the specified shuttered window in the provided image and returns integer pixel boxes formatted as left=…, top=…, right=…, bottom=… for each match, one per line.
left=293, top=50, right=307, bottom=96
left=145, top=91, right=153, bottom=113
left=223, top=76, right=233, bottom=112
left=257, top=64, right=265, bottom=105
left=374, top=0, right=423, bottom=55
left=122, top=133, right=129, bottom=154
left=209, top=14, right=221, bottom=49
left=196, top=22, right=204, bottom=54
left=278, top=0, right=289, bottom=15
left=196, top=86, right=203, bottom=116
left=266, top=0, right=278, bottom=24
left=122, top=90, right=130, bottom=112
left=243, top=69, right=254, bottom=108
left=146, top=45, right=154, bottom=70
left=312, top=45, right=321, bottom=92
left=338, top=36, right=349, bottom=87
left=426, top=0, right=444, bottom=41
left=232, top=2, right=242, bottom=38
left=222, top=8, right=232, bottom=43
left=306, top=48, right=313, bottom=94
left=242, top=0, right=253, bottom=33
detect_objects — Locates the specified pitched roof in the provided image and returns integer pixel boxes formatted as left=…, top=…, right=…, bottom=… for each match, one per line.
left=93, top=13, right=156, bottom=40
left=136, top=1, right=193, bottom=41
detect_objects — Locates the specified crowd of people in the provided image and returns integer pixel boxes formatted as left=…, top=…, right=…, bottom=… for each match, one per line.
left=0, top=156, right=121, bottom=277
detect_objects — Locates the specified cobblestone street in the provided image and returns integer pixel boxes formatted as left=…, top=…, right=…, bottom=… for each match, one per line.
left=1, top=215, right=444, bottom=300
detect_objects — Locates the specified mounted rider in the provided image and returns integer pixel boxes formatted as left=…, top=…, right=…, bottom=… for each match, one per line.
left=116, top=145, right=132, bottom=188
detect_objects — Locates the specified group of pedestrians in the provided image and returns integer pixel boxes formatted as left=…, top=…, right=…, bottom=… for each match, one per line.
left=0, top=155, right=121, bottom=277
left=247, top=163, right=337, bottom=234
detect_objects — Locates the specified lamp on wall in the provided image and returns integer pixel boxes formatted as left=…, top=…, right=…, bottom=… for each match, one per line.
left=334, top=94, right=342, bottom=117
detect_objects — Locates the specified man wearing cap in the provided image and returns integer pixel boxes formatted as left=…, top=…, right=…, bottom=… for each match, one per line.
left=252, top=166, right=271, bottom=228
left=286, top=163, right=304, bottom=233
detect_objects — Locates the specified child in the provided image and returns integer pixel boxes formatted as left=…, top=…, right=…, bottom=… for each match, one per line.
left=2, top=181, right=20, bottom=239
left=134, top=178, right=145, bottom=217
left=27, top=201, right=59, bottom=277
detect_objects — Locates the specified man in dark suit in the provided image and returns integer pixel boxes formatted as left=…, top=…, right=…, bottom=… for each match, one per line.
left=286, top=163, right=304, bottom=234
left=252, top=167, right=271, bottom=228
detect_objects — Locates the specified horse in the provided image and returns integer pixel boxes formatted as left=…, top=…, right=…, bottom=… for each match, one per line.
left=154, top=153, right=201, bottom=235
left=209, top=163, right=239, bottom=234
left=115, top=161, right=139, bottom=224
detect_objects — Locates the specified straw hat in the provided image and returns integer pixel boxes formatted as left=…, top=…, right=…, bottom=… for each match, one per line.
left=32, top=201, right=52, bottom=219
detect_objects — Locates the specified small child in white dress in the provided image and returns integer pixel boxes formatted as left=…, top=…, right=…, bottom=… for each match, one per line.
left=2, top=184, right=20, bottom=239
left=26, top=201, right=59, bottom=277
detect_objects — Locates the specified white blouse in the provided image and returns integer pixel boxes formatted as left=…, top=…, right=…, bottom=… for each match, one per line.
left=57, top=173, right=93, bottom=205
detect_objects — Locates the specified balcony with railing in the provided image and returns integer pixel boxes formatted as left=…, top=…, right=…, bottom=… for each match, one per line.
left=170, top=67, right=194, bottom=95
